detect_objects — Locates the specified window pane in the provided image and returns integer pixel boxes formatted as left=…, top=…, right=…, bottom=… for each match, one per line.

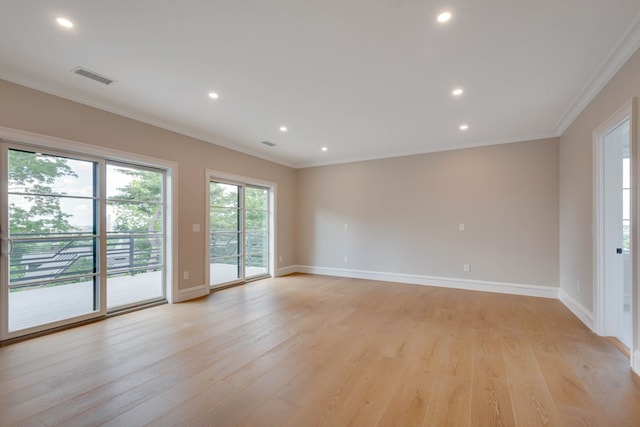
left=210, top=182, right=239, bottom=207
left=623, top=158, right=631, bottom=189
left=245, top=187, right=268, bottom=210
left=623, top=188, right=630, bottom=221
left=210, top=256, right=242, bottom=285
left=9, top=275, right=98, bottom=332
left=8, top=150, right=95, bottom=197
left=210, top=207, right=239, bottom=231
left=245, top=210, right=268, bottom=231
left=107, top=164, right=163, bottom=202
left=211, top=231, right=241, bottom=257
left=623, top=220, right=631, bottom=252
left=246, top=253, right=268, bottom=277
left=107, top=233, right=163, bottom=272
left=246, top=231, right=268, bottom=254
left=10, top=237, right=96, bottom=285
left=9, top=195, right=95, bottom=236
left=107, top=201, right=163, bottom=233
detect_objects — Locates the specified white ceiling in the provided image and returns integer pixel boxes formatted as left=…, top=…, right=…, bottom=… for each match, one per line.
left=1, top=1, right=639, bottom=168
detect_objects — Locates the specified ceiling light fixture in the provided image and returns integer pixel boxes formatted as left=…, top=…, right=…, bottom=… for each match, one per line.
left=321, top=147, right=328, bottom=152
left=459, top=124, right=469, bottom=131
left=279, top=126, right=287, bottom=132
left=208, top=92, right=219, bottom=99
left=56, top=17, right=74, bottom=28
left=452, top=87, right=464, bottom=96
left=437, top=11, right=452, bottom=23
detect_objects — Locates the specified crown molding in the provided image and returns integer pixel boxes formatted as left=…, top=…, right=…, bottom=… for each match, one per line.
left=554, top=14, right=640, bottom=135
left=294, top=131, right=559, bottom=169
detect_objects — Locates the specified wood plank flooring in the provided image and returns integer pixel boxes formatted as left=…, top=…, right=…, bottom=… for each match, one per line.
left=1, top=273, right=639, bottom=426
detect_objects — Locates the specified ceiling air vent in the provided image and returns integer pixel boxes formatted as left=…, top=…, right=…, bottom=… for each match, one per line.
left=261, top=141, right=277, bottom=147
left=71, top=66, right=116, bottom=85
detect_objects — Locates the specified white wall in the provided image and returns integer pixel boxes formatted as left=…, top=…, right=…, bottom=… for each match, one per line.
left=296, top=138, right=559, bottom=289
left=559, top=47, right=640, bottom=314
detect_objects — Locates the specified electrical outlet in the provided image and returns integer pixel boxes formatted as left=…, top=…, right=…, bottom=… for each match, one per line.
left=279, top=256, right=283, bottom=263
left=183, top=271, right=189, bottom=280
left=459, top=223, right=466, bottom=231
left=344, top=256, right=349, bottom=263
left=463, top=264, right=470, bottom=272
left=344, top=223, right=349, bottom=231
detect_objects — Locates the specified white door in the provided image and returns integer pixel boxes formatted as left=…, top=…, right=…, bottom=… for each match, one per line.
left=601, top=117, right=631, bottom=347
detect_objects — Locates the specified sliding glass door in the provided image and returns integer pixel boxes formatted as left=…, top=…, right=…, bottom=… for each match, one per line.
left=1, top=143, right=168, bottom=339
left=209, top=180, right=271, bottom=287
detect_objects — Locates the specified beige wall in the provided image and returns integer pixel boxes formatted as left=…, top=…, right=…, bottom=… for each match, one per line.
left=559, top=47, right=640, bottom=311
left=297, top=138, right=559, bottom=287
left=0, top=80, right=297, bottom=291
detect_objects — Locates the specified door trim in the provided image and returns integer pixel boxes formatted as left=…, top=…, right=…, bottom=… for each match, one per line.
left=205, top=169, right=276, bottom=290
left=593, top=98, right=637, bottom=372
left=0, top=127, right=178, bottom=341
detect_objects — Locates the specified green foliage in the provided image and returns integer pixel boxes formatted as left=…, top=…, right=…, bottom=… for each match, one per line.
left=209, top=183, right=268, bottom=232
left=111, top=169, right=162, bottom=233
left=8, top=150, right=78, bottom=235
left=8, top=150, right=76, bottom=190
left=209, top=183, right=268, bottom=261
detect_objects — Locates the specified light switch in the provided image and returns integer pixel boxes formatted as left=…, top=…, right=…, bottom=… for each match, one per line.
left=192, top=224, right=200, bottom=232
left=459, top=223, right=465, bottom=231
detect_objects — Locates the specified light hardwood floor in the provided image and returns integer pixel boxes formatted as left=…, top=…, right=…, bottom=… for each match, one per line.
left=1, top=274, right=639, bottom=426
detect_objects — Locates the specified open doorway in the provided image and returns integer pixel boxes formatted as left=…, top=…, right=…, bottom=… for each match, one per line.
left=594, top=100, right=634, bottom=364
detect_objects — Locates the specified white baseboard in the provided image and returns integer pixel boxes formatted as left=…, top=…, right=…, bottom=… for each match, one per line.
left=276, top=265, right=298, bottom=277
left=175, top=284, right=209, bottom=303
left=293, top=265, right=559, bottom=299
left=559, top=289, right=594, bottom=332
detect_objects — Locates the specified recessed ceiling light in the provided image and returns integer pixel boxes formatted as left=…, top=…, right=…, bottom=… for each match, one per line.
left=452, top=87, right=464, bottom=96
left=437, top=11, right=452, bottom=23
left=279, top=126, right=287, bottom=132
left=459, top=124, right=469, bottom=131
left=321, top=147, right=328, bottom=152
left=208, top=92, right=219, bottom=99
left=56, top=17, right=74, bottom=28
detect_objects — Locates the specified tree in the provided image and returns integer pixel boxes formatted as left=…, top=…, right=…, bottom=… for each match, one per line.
left=209, top=183, right=268, bottom=267
left=111, top=169, right=162, bottom=233
left=8, top=150, right=77, bottom=235
left=110, top=168, right=163, bottom=274
left=8, top=150, right=80, bottom=282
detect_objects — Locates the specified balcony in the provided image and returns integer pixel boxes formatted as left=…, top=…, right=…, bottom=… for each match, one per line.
left=8, top=232, right=164, bottom=333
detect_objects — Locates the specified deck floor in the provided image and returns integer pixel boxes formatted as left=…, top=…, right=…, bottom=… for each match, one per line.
left=9, top=272, right=163, bottom=332
left=9, top=264, right=269, bottom=332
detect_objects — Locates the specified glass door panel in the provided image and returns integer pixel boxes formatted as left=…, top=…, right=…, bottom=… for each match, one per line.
left=106, top=163, right=165, bottom=309
left=210, top=182, right=243, bottom=286
left=7, top=149, right=99, bottom=332
left=245, top=186, right=269, bottom=278
left=621, top=129, right=631, bottom=347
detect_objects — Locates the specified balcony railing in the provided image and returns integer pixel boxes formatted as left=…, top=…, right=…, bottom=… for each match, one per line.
left=9, top=231, right=163, bottom=290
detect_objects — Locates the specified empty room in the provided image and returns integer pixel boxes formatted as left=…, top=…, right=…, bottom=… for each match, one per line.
left=1, top=1, right=640, bottom=426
